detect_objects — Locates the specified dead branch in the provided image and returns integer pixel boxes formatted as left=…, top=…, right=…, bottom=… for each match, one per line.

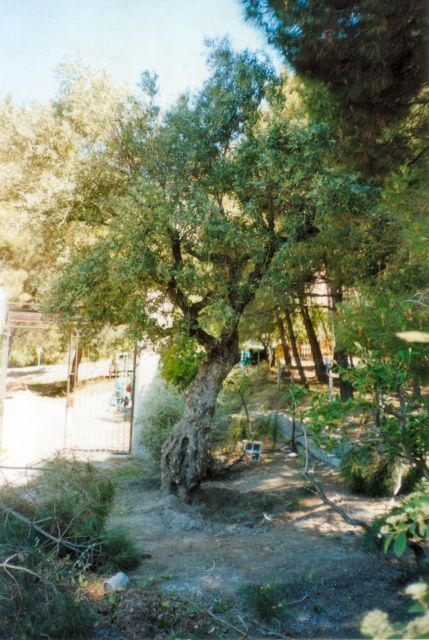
left=0, top=556, right=45, bottom=582
left=0, top=498, right=84, bottom=556
left=0, top=551, right=60, bottom=598
left=181, top=596, right=247, bottom=637
left=224, top=454, right=245, bottom=471
left=300, top=426, right=426, bottom=567
left=301, top=425, right=372, bottom=533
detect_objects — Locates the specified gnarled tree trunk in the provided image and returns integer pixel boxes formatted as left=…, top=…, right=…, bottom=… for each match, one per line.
left=161, top=333, right=240, bottom=501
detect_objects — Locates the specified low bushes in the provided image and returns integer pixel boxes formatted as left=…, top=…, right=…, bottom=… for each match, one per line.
left=137, top=376, right=185, bottom=467
left=0, top=457, right=139, bottom=639
left=0, top=548, right=94, bottom=639
left=341, top=445, right=421, bottom=497
left=223, top=414, right=279, bottom=452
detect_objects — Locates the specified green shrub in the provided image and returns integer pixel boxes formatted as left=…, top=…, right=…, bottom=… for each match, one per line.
left=99, top=527, right=141, bottom=571
left=0, top=457, right=139, bottom=638
left=0, top=548, right=93, bottom=639
left=160, top=336, right=204, bottom=390
left=0, top=458, right=140, bottom=570
left=379, top=479, right=429, bottom=557
left=341, top=445, right=414, bottom=497
left=240, top=582, right=288, bottom=620
left=137, top=376, right=185, bottom=466
left=8, top=327, right=65, bottom=367
left=400, top=466, right=424, bottom=493
left=361, top=581, right=429, bottom=639
left=223, top=414, right=279, bottom=452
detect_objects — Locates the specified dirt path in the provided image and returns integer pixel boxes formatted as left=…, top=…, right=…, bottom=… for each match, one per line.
left=105, top=452, right=416, bottom=639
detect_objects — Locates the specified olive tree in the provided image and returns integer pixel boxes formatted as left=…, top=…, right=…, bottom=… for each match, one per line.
left=48, top=44, right=375, bottom=501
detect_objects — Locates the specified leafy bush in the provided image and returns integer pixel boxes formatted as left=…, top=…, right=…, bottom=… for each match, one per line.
left=362, top=483, right=429, bottom=639
left=361, top=581, right=429, bottom=639
left=379, top=479, right=429, bottom=557
left=160, top=336, right=204, bottom=390
left=8, top=327, right=65, bottom=367
left=341, top=445, right=422, bottom=497
left=214, top=368, right=281, bottom=453
left=137, top=376, right=185, bottom=466
left=341, top=445, right=398, bottom=497
left=303, top=391, right=352, bottom=451
left=224, top=414, right=279, bottom=451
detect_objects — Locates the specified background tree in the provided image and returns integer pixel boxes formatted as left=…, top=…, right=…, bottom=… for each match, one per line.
left=0, top=65, right=127, bottom=306
left=242, top=0, right=429, bottom=174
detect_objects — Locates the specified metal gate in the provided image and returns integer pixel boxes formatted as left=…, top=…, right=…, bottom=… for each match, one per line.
left=0, top=303, right=134, bottom=467
left=64, top=334, right=136, bottom=454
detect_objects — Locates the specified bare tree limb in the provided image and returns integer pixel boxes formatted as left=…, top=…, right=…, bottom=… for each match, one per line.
left=300, top=425, right=426, bottom=567
left=301, top=425, right=372, bottom=533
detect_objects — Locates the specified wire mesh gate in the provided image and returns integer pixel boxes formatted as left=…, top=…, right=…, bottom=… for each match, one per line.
left=0, top=304, right=135, bottom=463
left=64, top=334, right=135, bottom=454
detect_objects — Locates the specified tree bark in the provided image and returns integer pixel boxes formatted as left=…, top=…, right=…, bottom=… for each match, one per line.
left=275, top=311, right=292, bottom=368
left=329, top=284, right=354, bottom=401
left=298, top=294, right=328, bottom=384
left=161, top=332, right=240, bottom=501
left=68, top=345, right=82, bottom=393
left=284, top=308, right=307, bottom=386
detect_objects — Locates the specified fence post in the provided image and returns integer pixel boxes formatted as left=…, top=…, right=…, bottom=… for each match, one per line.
left=129, top=342, right=138, bottom=454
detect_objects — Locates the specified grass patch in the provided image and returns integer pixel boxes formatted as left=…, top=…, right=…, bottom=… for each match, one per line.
left=240, top=582, right=289, bottom=620
left=103, top=459, right=147, bottom=487
left=27, top=380, right=68, bottom=397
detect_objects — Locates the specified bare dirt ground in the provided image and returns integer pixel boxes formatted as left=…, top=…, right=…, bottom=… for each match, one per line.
left=94, top=451, right=420, bottom=639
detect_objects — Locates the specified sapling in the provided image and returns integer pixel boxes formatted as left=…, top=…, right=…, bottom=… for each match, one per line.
left=282, top=384, right=309, bottom=452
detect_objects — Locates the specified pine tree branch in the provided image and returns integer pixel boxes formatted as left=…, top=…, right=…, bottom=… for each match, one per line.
left=0, top=499, right=85, bottom=555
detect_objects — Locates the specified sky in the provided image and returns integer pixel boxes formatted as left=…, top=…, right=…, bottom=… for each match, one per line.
left=0, top=0, right=278, bottom=107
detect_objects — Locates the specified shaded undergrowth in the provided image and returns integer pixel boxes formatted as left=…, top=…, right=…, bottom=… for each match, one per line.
left=0, top=457, right=140, bottom=639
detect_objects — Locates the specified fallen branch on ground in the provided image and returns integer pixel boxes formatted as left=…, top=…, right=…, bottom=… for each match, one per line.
left=224, top=454, right=245, bottom=472
left=300, top=425, right=426, bottom=566
left=0, top=498, right=86, bottom=556
left=0, top=552, right=49, bottom=583
left=181, top=596, right=247, bottom=637
left=301, top=425, right=372, bottom=532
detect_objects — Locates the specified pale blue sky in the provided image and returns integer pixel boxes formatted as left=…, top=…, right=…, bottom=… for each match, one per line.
left=0, top=0, right=278, bottom=106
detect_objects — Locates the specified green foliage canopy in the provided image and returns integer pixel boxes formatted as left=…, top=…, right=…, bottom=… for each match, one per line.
left=45, top=43, right=379, bottom=358
left=243, top=0, right=429, bottom=173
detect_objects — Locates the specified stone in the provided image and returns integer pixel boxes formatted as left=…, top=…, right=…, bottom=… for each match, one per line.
left=104, top=571, right=130, bottom=593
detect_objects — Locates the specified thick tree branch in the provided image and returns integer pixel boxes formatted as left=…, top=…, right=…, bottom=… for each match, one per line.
left=165, top=229, right=217, bottom=349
